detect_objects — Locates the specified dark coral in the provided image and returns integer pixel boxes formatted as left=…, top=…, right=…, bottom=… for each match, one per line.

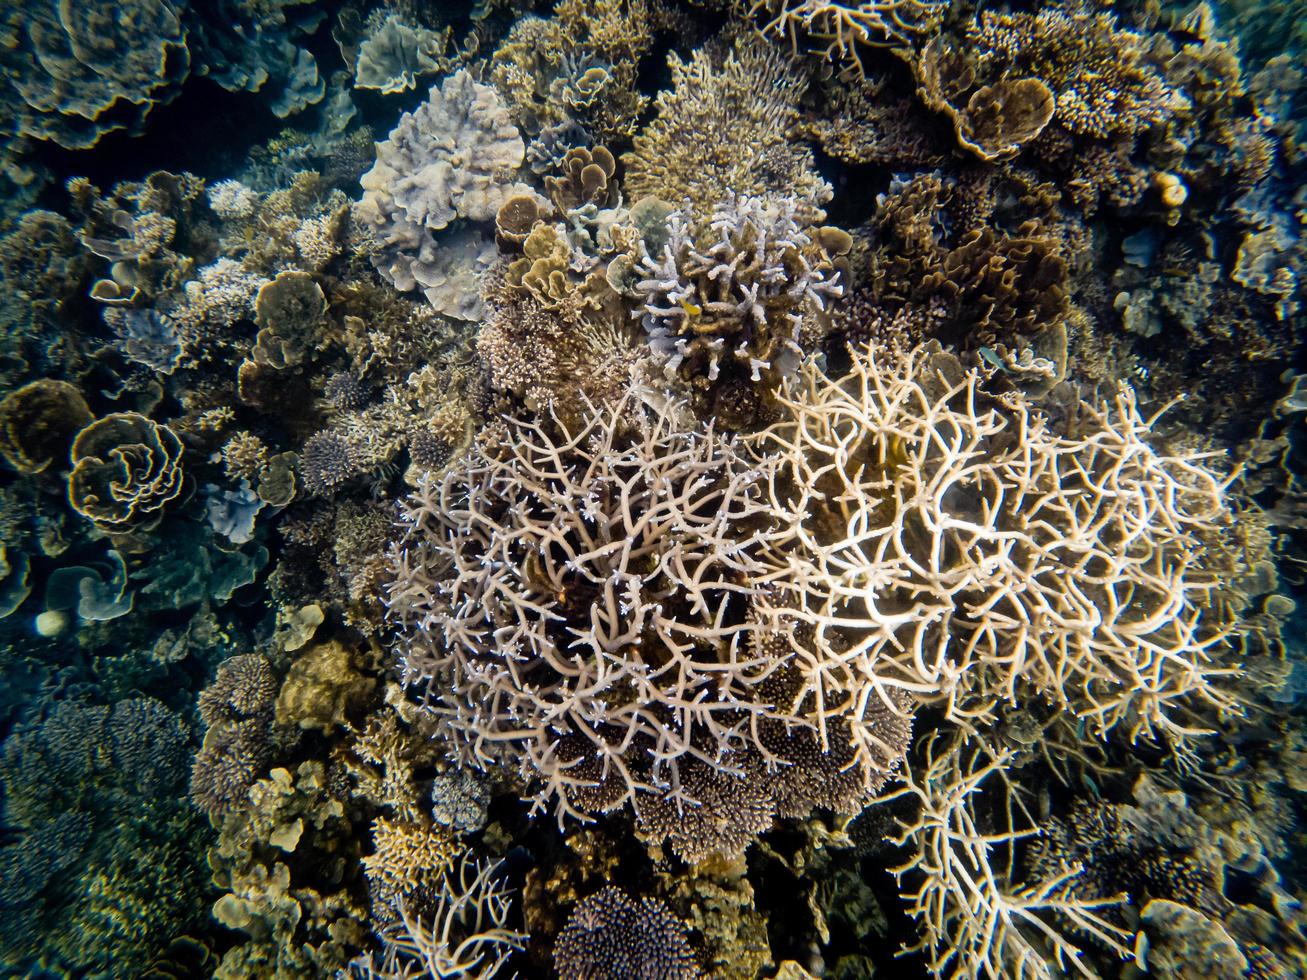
left=300, top=429, right=357, bottom=496
left=0, top=378, right=92, bottom=474
left=554, top=887, right=702, bottom=980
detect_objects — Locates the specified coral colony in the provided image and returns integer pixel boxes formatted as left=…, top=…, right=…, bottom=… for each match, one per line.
left=0, top=1, right=1303, bottom=979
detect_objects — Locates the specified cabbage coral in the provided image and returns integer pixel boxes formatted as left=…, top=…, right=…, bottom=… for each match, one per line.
left=749, top=343, right=1241, bottom=747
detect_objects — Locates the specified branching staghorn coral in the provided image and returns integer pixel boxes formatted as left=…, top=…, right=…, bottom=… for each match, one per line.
left=347, top=857, right=527, bottom=980
left=632, top=193, right=847, bottom=401
left=877, top=733, right=1135, bottom=980
left=387, top=392, right=910, bottom=859
left=748, top=343, right=1242, bottom=747
left=755, top=0, right=947, bottom=73
left=389, top=394, right=778, bottom=824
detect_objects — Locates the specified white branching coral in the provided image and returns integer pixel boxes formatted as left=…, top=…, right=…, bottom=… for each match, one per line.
left=876, top=733, right=1134, bottom=980
left=755, top=0, right=947, bottom=71
left=355, top=70, right=534, bottom=302
left=386, top=393, right=910, bottom=860
left=748, top=343, right=1241, bottom=748
left=347, top=857, right=527, bottom=980
left=632, top=194, right=845, bottom=389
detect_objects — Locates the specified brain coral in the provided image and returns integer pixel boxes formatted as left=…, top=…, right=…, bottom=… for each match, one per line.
left=67, top=413, right=185, bottom=534
left=387, top=394, right=909, bottom=859
left=355, top=69, right=533, bottom=302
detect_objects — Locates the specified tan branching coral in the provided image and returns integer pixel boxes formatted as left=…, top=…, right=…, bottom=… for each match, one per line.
left=748, top=344, right=1242, bottom=745
left=387, top=394, right=909, bottom=858
left=918, top=6, right=1188, bottom=142
left=876, top=734, right=1134, bottom=980
left=67, top=413, right=185, bottom=534
left=623, top=33, right=831, bottom=220
left=348, top=856, right=527, bottom=980
left=755, top=0, right=946, bottom=72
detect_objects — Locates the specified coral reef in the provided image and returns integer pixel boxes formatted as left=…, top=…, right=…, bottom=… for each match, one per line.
left=0, top=2, right=1303, bottom=978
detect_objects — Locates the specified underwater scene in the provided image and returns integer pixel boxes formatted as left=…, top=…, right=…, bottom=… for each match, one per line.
left=0, top=0, right=1305, bottom=977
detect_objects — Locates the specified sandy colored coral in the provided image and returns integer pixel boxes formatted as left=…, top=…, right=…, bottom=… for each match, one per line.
left=355, top=69, right=532, bottom=305
left=274, top=639, right=375, bottom=733
left=748, top=343, right=1242, bottom=744
left=623, top=33, right=831, bottom=221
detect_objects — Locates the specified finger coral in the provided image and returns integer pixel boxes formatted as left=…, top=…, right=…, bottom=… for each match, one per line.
left=632, top=193, right=847, bottom=406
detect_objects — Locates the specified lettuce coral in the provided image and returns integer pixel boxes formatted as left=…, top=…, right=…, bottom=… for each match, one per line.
left=67, top=413, right=185, bottom=534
